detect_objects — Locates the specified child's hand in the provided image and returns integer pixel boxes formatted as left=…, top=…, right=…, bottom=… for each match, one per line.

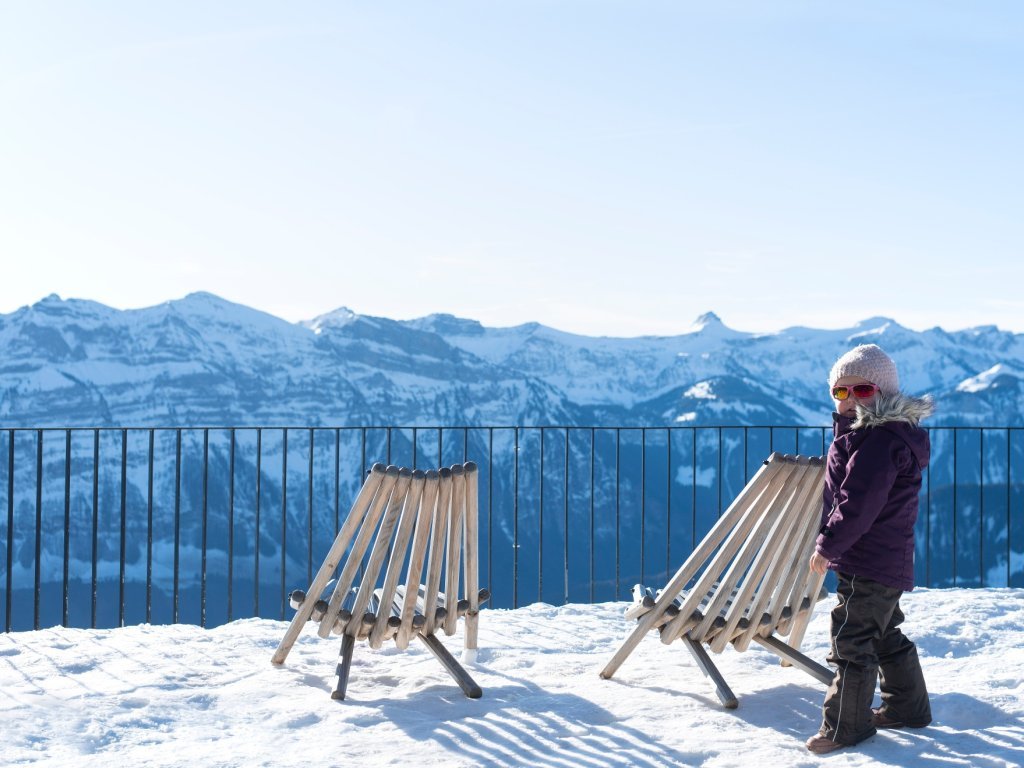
left=809, top=552, right=830, bottom=575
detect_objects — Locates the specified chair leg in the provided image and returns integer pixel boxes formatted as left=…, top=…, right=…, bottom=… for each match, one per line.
left=419, top=634, right=483, bottom=699
left=331, top=633, right=356, bottom=700
left=682, top=635, right=738, bottom=709
left=752, top=634, right=833, bottom=686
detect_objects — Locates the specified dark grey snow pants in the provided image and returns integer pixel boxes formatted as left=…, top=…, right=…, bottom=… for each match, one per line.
left=818, top=572, right=932, bottom=745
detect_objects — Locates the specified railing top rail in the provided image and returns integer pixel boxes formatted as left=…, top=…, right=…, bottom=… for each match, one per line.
left=1, top=424, right=1021, bottom=432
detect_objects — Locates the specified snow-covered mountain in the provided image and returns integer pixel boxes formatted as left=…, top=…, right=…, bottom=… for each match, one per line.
left=2, top=292, right=1022, bottom=427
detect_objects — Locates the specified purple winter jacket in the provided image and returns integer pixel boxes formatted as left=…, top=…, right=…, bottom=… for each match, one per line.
left=815, top=392, right=934, bottom=591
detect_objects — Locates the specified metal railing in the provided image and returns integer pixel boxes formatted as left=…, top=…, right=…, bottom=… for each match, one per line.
left=2, top=425, right=1022, bottom=632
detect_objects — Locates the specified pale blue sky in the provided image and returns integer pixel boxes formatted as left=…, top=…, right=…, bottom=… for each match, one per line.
left=2, top=2, right=1022, bottom=336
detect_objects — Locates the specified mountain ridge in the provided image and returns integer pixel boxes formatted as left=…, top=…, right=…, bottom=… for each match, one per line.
left=1, top=292, right=1021, bottom=427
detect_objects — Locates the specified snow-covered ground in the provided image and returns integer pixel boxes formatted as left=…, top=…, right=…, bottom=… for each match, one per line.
left=2, top=589, right=1023, bottom=767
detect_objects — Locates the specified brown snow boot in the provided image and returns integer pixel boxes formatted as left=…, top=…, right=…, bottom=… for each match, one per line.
left=871, top=707, right=930, bottom=730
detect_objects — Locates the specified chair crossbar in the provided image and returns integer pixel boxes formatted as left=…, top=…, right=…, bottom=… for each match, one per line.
left=629, top=581, right=829, bottom=646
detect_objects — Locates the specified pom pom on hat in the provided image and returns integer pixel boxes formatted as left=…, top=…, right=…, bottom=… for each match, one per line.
left=828, top=344, right=899, bottom=394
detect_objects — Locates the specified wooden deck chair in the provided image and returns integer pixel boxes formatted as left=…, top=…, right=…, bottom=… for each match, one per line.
left=271, top=461, right=489, bottom=700
left=600, top=453, right=834, bottom=708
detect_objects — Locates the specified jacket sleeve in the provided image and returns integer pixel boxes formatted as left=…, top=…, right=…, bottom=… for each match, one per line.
left=815, top=429, right=900, bottom=561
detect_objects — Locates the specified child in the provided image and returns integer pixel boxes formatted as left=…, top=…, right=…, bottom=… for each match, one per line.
left=805, top=343, right=934, bottom=755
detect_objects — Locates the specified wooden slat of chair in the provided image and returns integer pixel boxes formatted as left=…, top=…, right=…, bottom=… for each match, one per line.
left=785, top=576, right=828, bottom=649
left=422, top=467, right=453, bottom=636
left=316, top=466, right=402, bottom=639
left=271, top=464, right=388, bottom=664
left=599, top=457, right=783, bottom=679
left=395, top=471, right=440, bottom=650
left=443, top=465, right=467, bottom=637
left=776, top=539, right=829, bottom=643
left=369, top=470, right=426, bottom=649
left=462, top=463, right=480, bottom=658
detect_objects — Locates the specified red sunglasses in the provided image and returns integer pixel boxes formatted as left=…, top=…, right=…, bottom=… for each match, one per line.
left=831, top=383, right=879, bottom=401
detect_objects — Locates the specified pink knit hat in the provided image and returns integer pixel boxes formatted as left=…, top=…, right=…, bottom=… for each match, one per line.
left=828, top=344, right=900, bottom=394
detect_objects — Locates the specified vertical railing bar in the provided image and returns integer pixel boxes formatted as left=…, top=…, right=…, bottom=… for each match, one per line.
left=308, top=428, right=314, bottom=589
left=463, top=428, right=469, bottom=463
left=539, top=427, right=544, bottom=604
left=228, top=428, right=235, bottom=622
left=386, top=428, right=392, bottom=465
left=717, top=427, right=722, bottom=518
left=589, top=427, right=595, bottom=603
left=691, top=429, right=697, bottom=555
left=119, top=428, right=127, bottom=627
left=438, top=428, right=443, bottom=468
left=146, top=430, right=154, bottom=624
left=926, top=428, right=931, bottom=588
left=63, top=429, right=71, bottom=627
left=92, top=429, right=100, bottom=629
left=412, top=426, right=418, bottom=469
left=953, top=427, right=958, bottom=586
left=979, top=428, right=984, bottom=588
left=666, top=428, right=672, bottom=581
left=281, top=428, right=288, bottom=620
left=255, top=427, right=262, bottom=617
left=615, top=428, right=620, bottom=600
left=640, top=427, right=646, bottom=584
left=201, top=428, right=209, bottom=628
left=1007, top=428, right=1012, bottom=588
left=360, top=427, right=367, bottom=479
left=34, top=429, right=42, bottom=630
left=334, top=428, right=340, bottom=535
left=563, top=427, right=569, bottom=605
left=173, top=428, right=181, bottom=624
left=358, top=428, right=366, bottom=587
left=5, top=430, right=13, bottom=633
left=744, top=426, right=749, bottom=483
left=513, top=426, right=519, bottom=608
left=487, top=427, right=494, bottom=599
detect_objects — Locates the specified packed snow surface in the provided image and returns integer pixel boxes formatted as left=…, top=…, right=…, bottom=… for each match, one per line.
left=2, top=589, right=1023, bottom=767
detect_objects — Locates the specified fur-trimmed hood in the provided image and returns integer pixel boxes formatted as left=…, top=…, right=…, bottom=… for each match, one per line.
left=851, top=391, right=934, bottom=430
left=832, top=391, right=933, bottom=471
